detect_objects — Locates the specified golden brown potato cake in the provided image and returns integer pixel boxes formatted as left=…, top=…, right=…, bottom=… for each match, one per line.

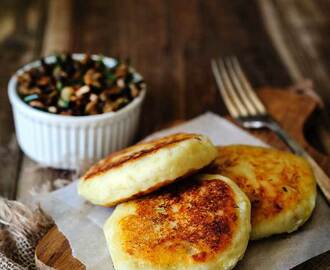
left=205, top=145, right=316, bottom=240
left=78, top=133, right=218, bottom=206
left=104, top=174, right=251, bottom=270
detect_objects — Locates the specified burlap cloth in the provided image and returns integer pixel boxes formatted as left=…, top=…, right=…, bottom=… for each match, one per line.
left=0, top=198, right=54, bottom=270
left=0, top=160, right=78, bottom=269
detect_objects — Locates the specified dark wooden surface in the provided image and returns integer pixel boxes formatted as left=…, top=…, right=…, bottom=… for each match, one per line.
left=0, top=0, right=329, bottom=269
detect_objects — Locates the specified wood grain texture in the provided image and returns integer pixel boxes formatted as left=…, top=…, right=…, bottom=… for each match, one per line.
left=35, top=89, right=330, bottom=270
left=41, top=0, right=73, bottom=55
left=35, top=226, right=85, bottom=270
left=258, top=88, right=330, bottom=175
left=68, top=0, right=292, bottom=136
left=260, top=0, right=330, bottom=107
left=0, top=0, right=47, bottom=199
left=259, top=0, right=330, bottom=153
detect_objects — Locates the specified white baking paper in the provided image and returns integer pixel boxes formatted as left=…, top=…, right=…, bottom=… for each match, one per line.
left=37, top=112, right=330, bottom=270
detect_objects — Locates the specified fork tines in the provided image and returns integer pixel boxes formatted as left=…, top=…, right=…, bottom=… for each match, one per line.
left=211, top=57, right=266, bottom=118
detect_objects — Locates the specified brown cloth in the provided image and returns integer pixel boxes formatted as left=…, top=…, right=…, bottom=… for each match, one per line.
left=0, top=198, right=53, bottom=270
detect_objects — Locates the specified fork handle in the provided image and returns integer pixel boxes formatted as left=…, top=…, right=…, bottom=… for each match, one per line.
left=268, top=121, right=330, bottom=203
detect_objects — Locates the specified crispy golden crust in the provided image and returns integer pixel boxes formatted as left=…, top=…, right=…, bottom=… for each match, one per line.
left=82, top=133, right=199, bottom=180
left=104, top=174, right=251, bottom=270
left=205, top=145, right=316, bottom=239
left=78, top=133, right=218, bottom=206
left=119, top=178, right=238, bottom=265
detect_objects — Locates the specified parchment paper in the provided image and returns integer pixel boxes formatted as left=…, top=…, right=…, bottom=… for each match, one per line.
left=37, top=112, right=330, bottom=270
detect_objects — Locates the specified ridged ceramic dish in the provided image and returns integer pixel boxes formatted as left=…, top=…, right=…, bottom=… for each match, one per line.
left=8, top=54, right=146, bottom=170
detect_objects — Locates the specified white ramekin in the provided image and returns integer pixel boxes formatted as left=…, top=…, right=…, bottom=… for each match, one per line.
left=8, top=54, right=146, bottom=170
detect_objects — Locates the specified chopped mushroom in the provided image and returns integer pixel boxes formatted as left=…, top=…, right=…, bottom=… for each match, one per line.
left=76, top=85, right=90, bottom=97
left=17, top=53, right=145, bottom=116
left=30, top=100, right=45, bottom=109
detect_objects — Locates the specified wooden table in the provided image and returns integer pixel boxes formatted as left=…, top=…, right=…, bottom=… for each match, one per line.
left=0, top=0, right=329, bottom=269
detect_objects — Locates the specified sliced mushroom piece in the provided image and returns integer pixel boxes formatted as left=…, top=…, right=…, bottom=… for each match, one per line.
left=114, top=64, right=128, bottom=77
left=76, top=85, right=90, bottom=96
left=107, top=86, right=121, bottom=95
left=129, top=84, right=139, bottom=97
left=85, top=100, right=98, bottom=115
left=37, top=76, right=50, bottom=86
left=84, top=69, right=102, bottom=87
left=17, top=73, right=31, bottom=84
left=18, top=86, right=41, bottom=95
left=103, top=101, right=116, bottom=113
left=113, top=97, right=129, bottom=111
left=29, top=100, right=45, bottom=109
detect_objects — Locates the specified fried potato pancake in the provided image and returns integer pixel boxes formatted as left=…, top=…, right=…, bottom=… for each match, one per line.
left=104, top=174, right=251, bottom=270
left=78, top=133, right=218, bottom=206
left=205, top=145, right=316, bottom=240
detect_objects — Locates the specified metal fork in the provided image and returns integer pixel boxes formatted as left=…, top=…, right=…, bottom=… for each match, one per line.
left=211, top=57, right=330, bottom=203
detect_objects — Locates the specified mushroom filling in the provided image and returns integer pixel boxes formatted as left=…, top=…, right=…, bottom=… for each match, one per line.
left=17, top=54, right=145, bottom=116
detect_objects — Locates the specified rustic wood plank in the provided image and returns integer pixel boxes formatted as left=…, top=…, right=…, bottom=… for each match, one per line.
left=0, top=0, right=47, bottom=199
left=41, top=0, right=73, bottom=55
left=35, top=226, right=85, bottom=270
left=259, top=0, right=330, bottom=153
left=69, top=0, right=292, bottom=138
